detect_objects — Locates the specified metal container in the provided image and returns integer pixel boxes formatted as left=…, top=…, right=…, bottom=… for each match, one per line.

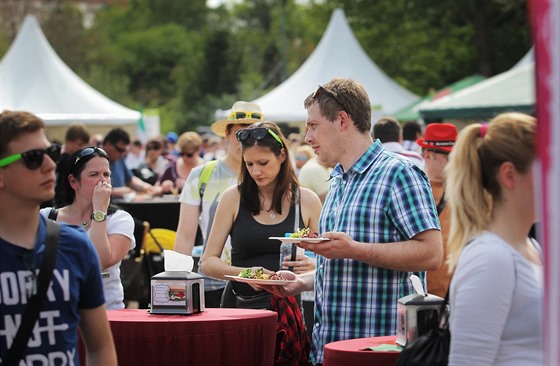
left=150, top=271, right=205, bottom=315
left=396, top=293, right=444, bottom=346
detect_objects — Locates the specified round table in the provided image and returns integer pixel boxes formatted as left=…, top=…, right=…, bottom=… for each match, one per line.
left=105, top=308, right=277, bottom=366
left=323, top=335, right=401, bottom=366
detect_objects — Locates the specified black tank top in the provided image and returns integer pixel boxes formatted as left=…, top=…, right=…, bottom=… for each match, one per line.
left=230, top=200, right=304, bottom=296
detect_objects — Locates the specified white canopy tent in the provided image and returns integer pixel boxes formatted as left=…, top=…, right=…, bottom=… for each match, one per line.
left=0, top=15, right=142, bottom=139
left=419, top=49, right=535, bottom=120
left=216, top=8, right=418, bottom=123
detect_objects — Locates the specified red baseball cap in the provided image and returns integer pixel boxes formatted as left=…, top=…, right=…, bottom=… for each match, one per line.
left=417, top=123, right=458, bottom=153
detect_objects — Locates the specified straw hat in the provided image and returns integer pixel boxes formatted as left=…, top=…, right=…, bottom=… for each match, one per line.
left=416, top=123, right=458, bottom=153
left=211, top=101, right=263, bottom=137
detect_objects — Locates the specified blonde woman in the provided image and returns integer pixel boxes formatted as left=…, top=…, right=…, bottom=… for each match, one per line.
left=160, top=131, right=204, bottom=192
left=445, top=112, right=542, bottom=365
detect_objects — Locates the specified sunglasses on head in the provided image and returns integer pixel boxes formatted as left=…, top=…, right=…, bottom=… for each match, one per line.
left=236, top=127, right=284, bottom=148
left=0, top=144, right=61, bottom=170
left=74, top=146, right=109, bottom=166
left=312, top=85, right=346, bottom=111
left=228, top=111, right=263, bottom=121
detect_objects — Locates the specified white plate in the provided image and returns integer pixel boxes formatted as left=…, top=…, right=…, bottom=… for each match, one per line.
left=268, top=236, right=330, bottom=243
left=224, top=275, right=295, bottom=286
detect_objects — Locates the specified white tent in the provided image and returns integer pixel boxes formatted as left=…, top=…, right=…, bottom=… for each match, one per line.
left=216, top=8, right=418, bottom=122
left=0, top=15, right=141, bottom=127
left=419, top=49, right=535, bottom=120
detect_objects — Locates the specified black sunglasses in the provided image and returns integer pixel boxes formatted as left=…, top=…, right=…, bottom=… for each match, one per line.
left=181, top=151, right=196, bottom=158
left=74, top=146, right=109, bottom=166
left=112, top=142, right=127, bottom=154
left=236, top=127, right=284, bottom=148
left=0, top=144, right=61, bottom=170
left=312, top=85, right=346, bottom=111
left=427, top=149, right=450, bottom=156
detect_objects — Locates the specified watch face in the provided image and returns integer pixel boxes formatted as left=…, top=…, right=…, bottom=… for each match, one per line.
left=93, top=211, right=106, bottom=222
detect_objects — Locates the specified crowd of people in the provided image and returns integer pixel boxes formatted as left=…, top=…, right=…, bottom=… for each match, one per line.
left=0, top=77, right=543, bottom=365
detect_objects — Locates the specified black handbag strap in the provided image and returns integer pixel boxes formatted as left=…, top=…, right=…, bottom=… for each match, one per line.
left=4, top=220, right=60, bottom=365
left=436, top=189, right=447, bottom=216
left=288, top=188, right=300, bottom=271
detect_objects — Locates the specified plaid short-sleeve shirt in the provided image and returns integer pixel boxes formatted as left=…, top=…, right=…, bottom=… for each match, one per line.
left=311, top=141, right=441, bottom=363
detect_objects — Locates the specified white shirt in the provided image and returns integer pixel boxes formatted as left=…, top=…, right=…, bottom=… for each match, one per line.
left=449, top=231, right=543, bottom=366
left=382, top=141, right=424, bottom=169
left=40, top=209, right=136, bottom=310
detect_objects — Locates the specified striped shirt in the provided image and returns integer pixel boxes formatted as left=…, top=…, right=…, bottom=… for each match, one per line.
left=311, top=140, right=440, bottom=363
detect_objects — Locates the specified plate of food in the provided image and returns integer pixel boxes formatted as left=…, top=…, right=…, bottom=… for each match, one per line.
left=225, top=268, right=296, bottom=286
left=269, top=227, right=330, bottom=243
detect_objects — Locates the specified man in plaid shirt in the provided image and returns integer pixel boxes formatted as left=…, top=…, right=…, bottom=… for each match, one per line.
left=263, top=78, right=442, bottom=365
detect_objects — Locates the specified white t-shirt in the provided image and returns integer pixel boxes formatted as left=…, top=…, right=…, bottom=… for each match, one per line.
left=40, top=208, right=135, bottom=310
left=449, top=231, right=543, bottom=366
left=179, top=159, right=237, bottom=290
left=298, top=157, right=332, bottom=197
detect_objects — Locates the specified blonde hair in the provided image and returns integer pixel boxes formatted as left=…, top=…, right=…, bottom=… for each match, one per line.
left=445, top=112, right=536, bottom=270
left=295, top=145, right=314, bottom=160
left=177, top=131, right=202, bottom=152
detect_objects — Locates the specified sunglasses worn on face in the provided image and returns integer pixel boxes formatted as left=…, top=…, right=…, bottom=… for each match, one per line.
left=74, top=146, right=109, bottom=166
left=427, top=149, right=449, bottom=156
left=236, top=127, right=284, bottom=148
left=228, top=111, right=263, bottom=120
left=112, top=142, right=127, bottom=154
left=181, top=151, right=196, bottom=158
left=0, top=144, right=61, bottom=170
left=312, top=85, right=346, bottom=111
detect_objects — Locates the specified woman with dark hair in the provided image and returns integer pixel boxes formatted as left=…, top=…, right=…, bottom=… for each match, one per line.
left=41, top=146, right=135, bottom=310
left=201, top=121, right=322, bottom=365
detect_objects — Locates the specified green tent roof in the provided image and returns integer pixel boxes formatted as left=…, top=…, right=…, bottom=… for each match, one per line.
left=393, top=74, right=486, bottom=121
left=419, top=63, right=534, bottom=120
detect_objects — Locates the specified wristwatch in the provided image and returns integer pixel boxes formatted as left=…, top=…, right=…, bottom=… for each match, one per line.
left=91, top=210, right=107, bottom=222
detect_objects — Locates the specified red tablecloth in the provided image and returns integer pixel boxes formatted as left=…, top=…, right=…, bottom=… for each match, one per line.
left=323, top=335, right=401, bottom=366
left=103, top=308, right=277, bottom=366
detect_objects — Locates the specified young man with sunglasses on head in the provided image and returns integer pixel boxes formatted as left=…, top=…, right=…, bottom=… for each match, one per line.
left=260, top=78, right=443, bottom=365
left=174, top=101, right=263, bottom=308
left=101, top=128, right=163, bottom=201
left=0, top=110, right=117, bottom=365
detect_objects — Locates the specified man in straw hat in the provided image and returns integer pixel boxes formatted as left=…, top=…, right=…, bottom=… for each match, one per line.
left=174, top=101, right=263, bottom=307
left=417, top=122, right=458, bottom=298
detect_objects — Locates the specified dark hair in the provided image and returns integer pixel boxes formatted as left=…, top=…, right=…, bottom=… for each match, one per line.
left=145, top=138, right=163, bottom=151
left=238, top=121, right=299, bottom=215
left=373, top=116, right=402, bottom=143
left=65, top=123, right=90, bottom=144
left=55, top=147, right=115, bottom=214
left=103, top=128, right=130, bottom=145
left=403, top=121, right=422, bottom=141
left=303, top=78, right=371, bottom=133
left=0, top=110, right=45, bottom=158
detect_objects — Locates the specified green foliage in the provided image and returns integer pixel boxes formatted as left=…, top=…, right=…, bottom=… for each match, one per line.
left=1, top=0, right=531, bottom=133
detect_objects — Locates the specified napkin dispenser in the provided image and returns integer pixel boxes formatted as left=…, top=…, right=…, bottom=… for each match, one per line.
left=150, top=271, right=205, bottom=315
left=396, top=292, right=444, bottom=346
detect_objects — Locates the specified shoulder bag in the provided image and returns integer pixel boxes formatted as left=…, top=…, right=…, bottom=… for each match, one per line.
left=3, top=220, right=60, bottom=366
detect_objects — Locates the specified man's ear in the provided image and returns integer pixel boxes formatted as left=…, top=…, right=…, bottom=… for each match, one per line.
left=338, top=110, right=351, bottom=130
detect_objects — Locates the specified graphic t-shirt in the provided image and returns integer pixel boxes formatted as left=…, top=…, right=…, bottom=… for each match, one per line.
left=0, top=216, right=105, bottom=364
